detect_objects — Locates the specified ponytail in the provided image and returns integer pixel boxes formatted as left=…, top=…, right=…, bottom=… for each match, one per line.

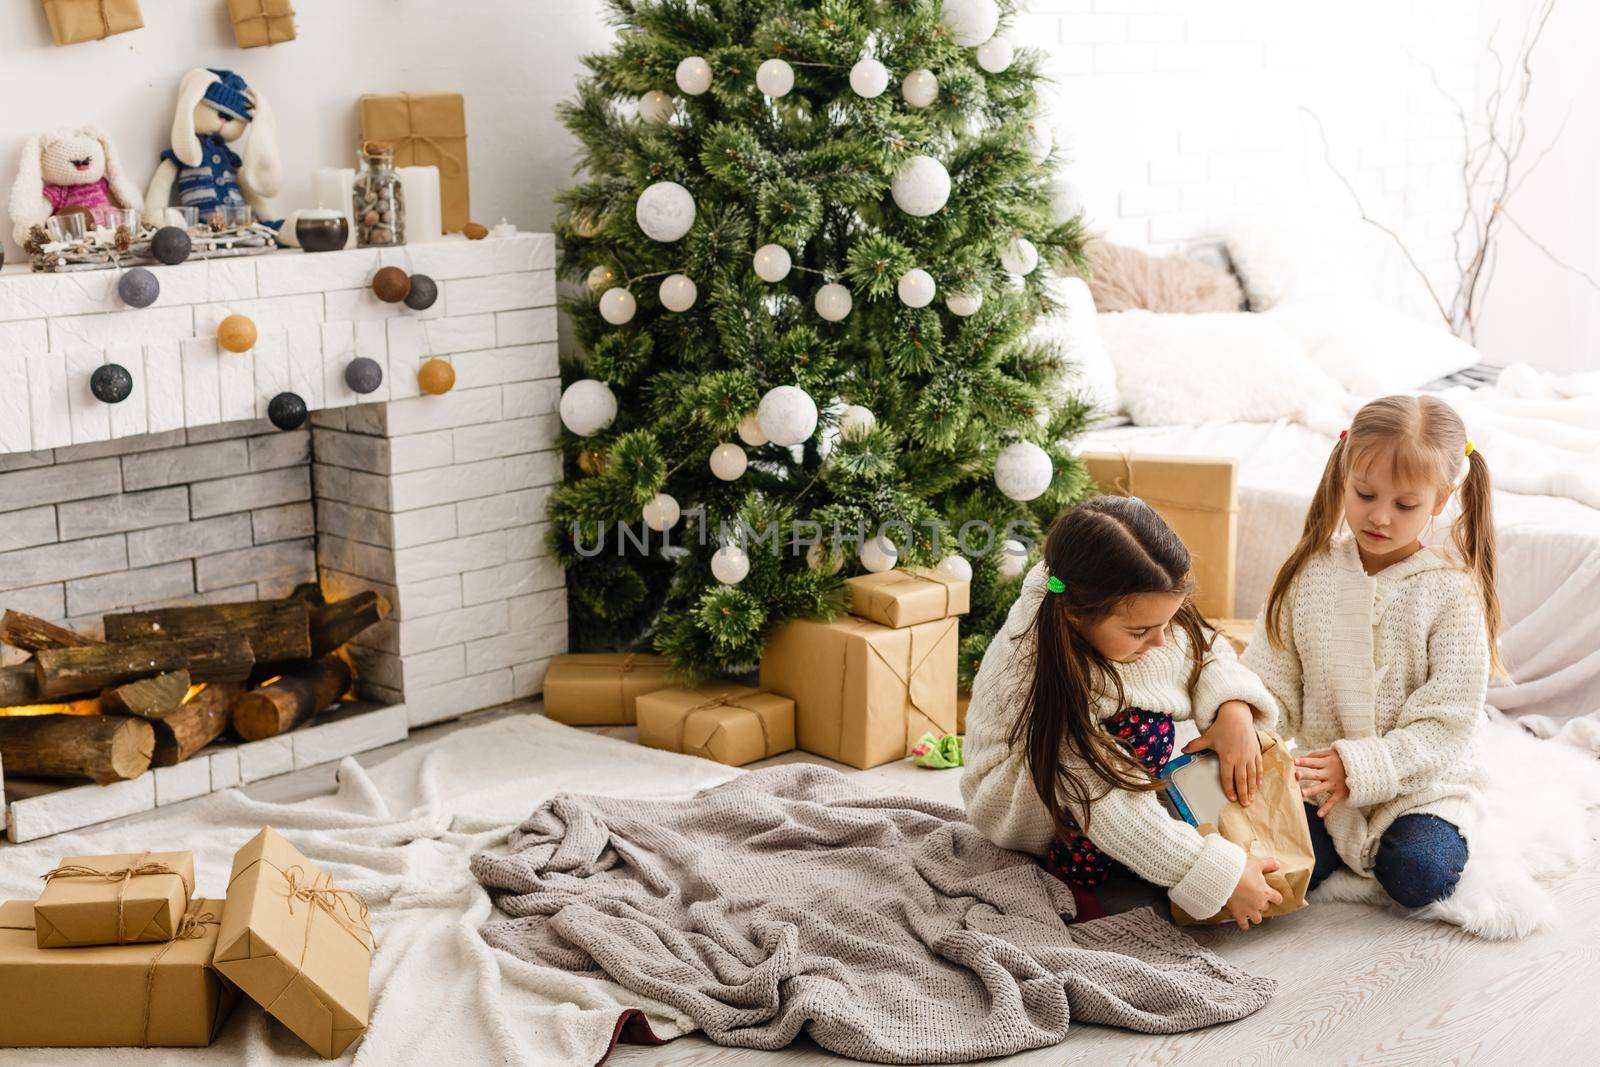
left=1265, top=436, right=1348, bottom=648
left=1452, top=448, right=1503, bottom=674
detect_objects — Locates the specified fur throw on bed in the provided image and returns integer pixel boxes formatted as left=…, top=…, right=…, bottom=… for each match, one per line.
left=1081, top=238, right=1245, bottom=314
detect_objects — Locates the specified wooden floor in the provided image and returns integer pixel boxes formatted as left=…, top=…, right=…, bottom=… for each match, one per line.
left=193, top=705, right=1600, bottom=1066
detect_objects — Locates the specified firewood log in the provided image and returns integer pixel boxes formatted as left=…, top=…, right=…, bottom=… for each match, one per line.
left=100, top=671, right=192, bottom=719
left=308, top=592, right=390, bottom=656
left=103, top=601, right=310, bottom=664
left=232, top=655, right=353, bottom=741
left=0, top=610, right=96, bottom=652
left=34, top=634, right=254, bottom=698
left=0, top=664, right=40, bottom=705
left=0, top=714, right=154, bottom=783
left=150, top=682, right=243, bottom=767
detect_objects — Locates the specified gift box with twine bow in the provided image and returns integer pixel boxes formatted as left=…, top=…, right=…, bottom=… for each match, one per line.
left=34, top=850, right=194, bottom=948
left=357, top=92, right=471, bottom=232
left=41, top=0, right=143, bottom=46
left=227, top=0, right=296, bottom=47
left=636, top=682, right=796, bottom=767
left=542, top=652, right=675, bottom=726
left=844, top=567, right=969, bottom=629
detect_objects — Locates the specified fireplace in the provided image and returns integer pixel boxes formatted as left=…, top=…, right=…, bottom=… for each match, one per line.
left=0, top=234, right=566, bottom=841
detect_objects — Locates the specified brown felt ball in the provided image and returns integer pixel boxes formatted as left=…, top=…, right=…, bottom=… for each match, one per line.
left=463, top=222, right=489, bottom=240
left=372, top=266, right=412, bottom=303
left=417, top=358, right=456, bottom=395
left=217, top=314, right=257, bottom=353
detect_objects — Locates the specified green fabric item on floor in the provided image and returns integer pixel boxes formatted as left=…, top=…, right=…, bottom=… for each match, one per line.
left=911, top=732, right=962, bottom=769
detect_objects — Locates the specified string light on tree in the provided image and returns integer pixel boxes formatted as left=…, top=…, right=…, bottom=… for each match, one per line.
left=737, top=413, right=769, bottom=447
left=897, top=268, right=936, bottom=308
left=711, top=544, right=750, bottom=585
left=937, top=555, right=973, bottom=582
left=599, top=286, right=637, bottom=324
left=559, top=379, right=618, bottom=436
left=901, top=68, right=938, bottom=108
left=890, top=155, right=950, bottom=216
left=997, top=538, right=1029, bottom=579
left=585, top=264, right=616, bottom=292
left=849, top=58, right=889, bottom=98
left=859, top=533, right=898, bottom=573
left=940, top=0, right=1000, bottom=47
left=757, top=385, right=818, bottom=446
left=659, top=273, right=697, bottom=312
left=946, top=289, right=983, bottom=317
left=756, top=58, right=794, bottom=97
left=675, top=56, right=712, bottom=95
left=635, top=181, right=696, bottom=242
left=839, top=404, right=876, bottom=440
left=994, top=440, right=1053, bottom=501
left=1000, top=236, right=1038, bottom=276
left=642, top=492, right=681, bottom=532
left=976, top=35, right=1014, bottom=73
left=814, top=282, right=853, bottom=322
left=753, top=243, right=791, bottom=282
left=807, top=540, right=844, bottom=575
left=637, top=90, right=674, bottom=124
left=709, top=441, right=748, bottom=480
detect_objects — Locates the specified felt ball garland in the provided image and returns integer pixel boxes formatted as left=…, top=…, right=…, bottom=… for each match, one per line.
left=404, top=273, right=439, bottom=310
left=90, top=363, right=133, bottom=404
left=150, top=226, right=191, bottom=265
left=217, top=314, right=257, bottom=353
left=418, top=358, right=456, bottom=395
left=372, top=266, right=411, bottom=303
left=345, top=357, right=384, bottom=394
left=268, top=392, right=308, bottom=431
left=118, top=267, right=160, bottom=308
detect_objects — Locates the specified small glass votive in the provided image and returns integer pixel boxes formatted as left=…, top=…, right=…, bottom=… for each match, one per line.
left=93, top=206, right=141, bottom=233
left=204, top=204, right=254, bottom=231
left=47, top=212, right=90, bottom=243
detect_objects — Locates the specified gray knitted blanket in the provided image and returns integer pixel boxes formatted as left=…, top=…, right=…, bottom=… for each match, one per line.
left=470, top=764, right=1274, bottom=1063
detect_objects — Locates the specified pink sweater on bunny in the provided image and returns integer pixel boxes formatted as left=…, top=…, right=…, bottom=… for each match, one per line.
left=44, top=178, right=115, bottom=214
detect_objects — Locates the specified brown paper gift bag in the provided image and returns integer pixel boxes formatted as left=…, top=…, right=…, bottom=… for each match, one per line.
left=1171, top=732, right=1315, bottom=925
left=844, top=567, right=969, bottom=629
left=227, top=0, right=296, bottom=47
left=358, top=92, right=470, bottom=232
left=760, top=615, right=958, bottom=770
left=543, top=652, right=675, bottom=726
left=636, top=682, right=796, bottom=766
left=34, top=849, right=194, bottom=948
left=213, top=827, right=371, bottom=1058
left=41, top=0, right=142, bottom=45
left=0, top=897, right=236, bottom=1047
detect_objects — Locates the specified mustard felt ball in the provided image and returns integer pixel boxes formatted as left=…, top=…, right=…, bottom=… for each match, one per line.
left=372, top=266, right=412, bottom=303
left=217, top=314, right=257, bottom=353
left=418, top=358, right=456, bottom=395
left=463, top=222, right=489, bottom=240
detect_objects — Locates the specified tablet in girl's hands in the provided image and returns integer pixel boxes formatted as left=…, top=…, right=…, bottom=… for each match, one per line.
left=1161, top=751, right=1230, bottom=827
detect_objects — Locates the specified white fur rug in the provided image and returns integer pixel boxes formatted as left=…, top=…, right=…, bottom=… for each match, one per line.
left=1312, top=718, right=1600, bottom=939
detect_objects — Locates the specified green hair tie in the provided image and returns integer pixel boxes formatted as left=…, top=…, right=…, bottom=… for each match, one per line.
left=1045, top=575, right=1066, bottom=594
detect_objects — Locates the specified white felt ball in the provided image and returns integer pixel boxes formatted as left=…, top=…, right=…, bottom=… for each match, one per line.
left=756, top=58, right=795, bottom=98
left=897, top=268, right=936, bottom=308
left=585, top=264, right=616, bottom=292
left=890, top=155, right=951, bottom=217
left=737, top=413, right=768, bottom=446
left=675, top=56, right=712, bottom=96
left=711, top=545, right=750, bottom=585
left=901, top=68, right=938, bottom=108
left=1005, top=271, right=1026, bottom=292
left=642, top=492, right=680, bottom=532
left=937, top=555, right=973, bottom=583
left=599, top=287, right=637, bottom=325
left=860, top=534, right=899, bottom=573
left=1000, top=237, right=1039, bottom=276
left=709, top=442, right=747, bottom=480
left=637, top=90, right=674, bottom=124
left=850, top=58, right=890, bottom=98
left=753, top=243, right=792, bottom=282
left=997, top=538, right=1028, bottom=579
left=976, top=35, right=1014, bottom=73
left=814, top=282, right=853, bottom=322
left=941, top=0, right=1000, bottom=47
left=839, top=404, right=877, bottom=440
left=1050, top=178, right=1084, bottom=223
left=659, top=273, right=697, bottom=312
left=946, top=289, right=983, bottom=317
left=807, top=540, right=843, bottom=575
left=757, top=385, right=819, bottom=446
left=1025, top=122, right=1052, bottom=164
left=559, top=379, right=617, bottom=437
left=635, top=181, right=696, bottom=242
left=994, top=440, right=1053, bottom=501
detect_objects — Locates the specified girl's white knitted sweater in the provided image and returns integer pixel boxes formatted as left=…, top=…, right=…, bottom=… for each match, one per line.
left=1240, top=536, right=1489, bottom=874
left=960, top=562, right=1280, bottom=920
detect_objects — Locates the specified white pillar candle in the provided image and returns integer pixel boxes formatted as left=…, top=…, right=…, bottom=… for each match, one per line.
left=398, top=165, right=444, bottom=244
left=313, top=167, right=357, bottom=248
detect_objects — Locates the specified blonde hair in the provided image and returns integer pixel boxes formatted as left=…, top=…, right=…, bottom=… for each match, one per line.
left=1264, top=395, right=1501, bottom=672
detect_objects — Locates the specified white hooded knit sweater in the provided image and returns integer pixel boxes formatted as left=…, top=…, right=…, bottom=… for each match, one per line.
left=961, top=562, right=1281, bottom=920
left=1240, top=536, right=1489, bottom=874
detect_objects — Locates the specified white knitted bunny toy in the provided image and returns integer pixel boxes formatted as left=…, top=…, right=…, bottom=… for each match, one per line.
left=143, top=68, right=282, bottom=228
left=9, top=127, right=143, bottom=247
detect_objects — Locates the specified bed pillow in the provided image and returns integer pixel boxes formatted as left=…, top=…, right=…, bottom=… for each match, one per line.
left=1035, top=276, right=1122, bottom=417
left=1266, top=295, right=1481, bottom=396
left=1082, top=238, right=1245, bottom=313
left=1099, top=309, right=1348, bottom=426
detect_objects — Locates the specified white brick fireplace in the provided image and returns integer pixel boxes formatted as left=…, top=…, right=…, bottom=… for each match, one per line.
left=0, top=234, right=567, bottom=840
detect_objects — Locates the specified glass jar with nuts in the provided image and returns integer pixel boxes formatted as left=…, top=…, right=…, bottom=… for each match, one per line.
left=353, top=141, right=406, bottom=247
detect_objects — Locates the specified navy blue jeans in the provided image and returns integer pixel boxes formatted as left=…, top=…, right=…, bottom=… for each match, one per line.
left=1305, top=803, right=1468, bottom=908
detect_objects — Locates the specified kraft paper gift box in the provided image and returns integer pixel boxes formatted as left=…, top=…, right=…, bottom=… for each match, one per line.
left=1170, top=732, right=1316, bottom=925
left=760, top=615, right=958, bottom=770
left=213, top=827, right=372, bottom=1059
left=358, top=92, right=471, bottom=232
left=844, top=567, right=969, bottom=629
left=227, top=0, right=296, bottom=47
left=34, top=849, right=194, bottom=948
left=543, top=652, right=675, bottom=726
left=0, top=897, right=236, bottom=1047
left=41, top=0, right=143, bottom=45
left=636, top=682, right=796, bottom=767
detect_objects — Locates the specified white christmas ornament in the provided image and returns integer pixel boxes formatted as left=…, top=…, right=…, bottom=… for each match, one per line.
left=709, top=442, right=747, bottom=480
left=711, top=545, right=750, bottom=585
left=753, top=243, right=792, bottom=282
left=901, top=68, right=938, bottom=108
left=756, top=58, right=795, bottom=98
left=559, top=379, right=617, bottom=437
left=897, top=268, right=936, bottom=308
left=635, top=181, right=696, bottom=242
left=642, top=492, right=680, bottom=532
left=814, top=283, right=854, bottom=322
left=659, top=273, right=697, bottom=312
left=849, top=58, right=890, bottom=98
left=994, top=440, right=1053, bottom=501
left=675, top=56, right=712, bottom=96
left=599, top=287, right=637, bottom=325
left=997, top=538, right=1028, bottom=579
left=936, top=555, right=973, bottom=583
left=890, top=155, right=951, bottom=217
left=807, top=540, right=843, bottom=575
left=737, top=413, right=768, bottom=447
left=1025, top=122, right=1052, bottom=165
left=976, top=35, right=1014, bottom=73
left=757, top=385, right=819, bottom=446
left=1050, top=178, right=1084, bottom=223
left=637, top=90, right=674, bottom=124
left=839, top=404, right=877, bottom=440
left=945, top=289, right=983, bottom=317
left=585, top=264, right=616, bottom=292
left=1000, top=236, right=1038, bottom=276
left=860, top=534, right=899, bottom=573
left=941, top=0, right=1000, bottom=47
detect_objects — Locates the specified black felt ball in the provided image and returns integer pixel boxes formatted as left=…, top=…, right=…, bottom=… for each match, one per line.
left=404, top=273, right=439, bottom=311
left=90, top=363, right=134, bottom=404
left=118, top=267, right=160, bottom=308
left=345, top=357, right=384, bottom=395
left=150, top=226, right=192, bottom=265
left=268, top=392, right=309, bottom=431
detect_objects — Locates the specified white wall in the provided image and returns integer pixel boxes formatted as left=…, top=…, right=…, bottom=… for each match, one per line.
left=0, top=0, right=614, bottom=264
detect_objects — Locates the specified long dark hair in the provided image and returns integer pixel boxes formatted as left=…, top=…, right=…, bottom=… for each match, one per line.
left=1008, top=495, right=1212, bottom=836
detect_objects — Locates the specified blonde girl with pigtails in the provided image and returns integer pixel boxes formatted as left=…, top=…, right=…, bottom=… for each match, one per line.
left=1243, top=394, right=1500, bottom=910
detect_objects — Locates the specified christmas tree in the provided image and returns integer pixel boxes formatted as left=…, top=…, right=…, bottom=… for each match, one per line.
left=551, top=0, right=1094, bottom=682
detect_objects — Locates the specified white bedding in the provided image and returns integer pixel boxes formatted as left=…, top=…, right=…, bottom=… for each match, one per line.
left=1078, top=419, right=1600, bottom=733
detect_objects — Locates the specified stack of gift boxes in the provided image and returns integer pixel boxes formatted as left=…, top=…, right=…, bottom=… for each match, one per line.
left=0, top=828, right=370, bottom=1057
left=544, top=566, right=969, bottom=770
